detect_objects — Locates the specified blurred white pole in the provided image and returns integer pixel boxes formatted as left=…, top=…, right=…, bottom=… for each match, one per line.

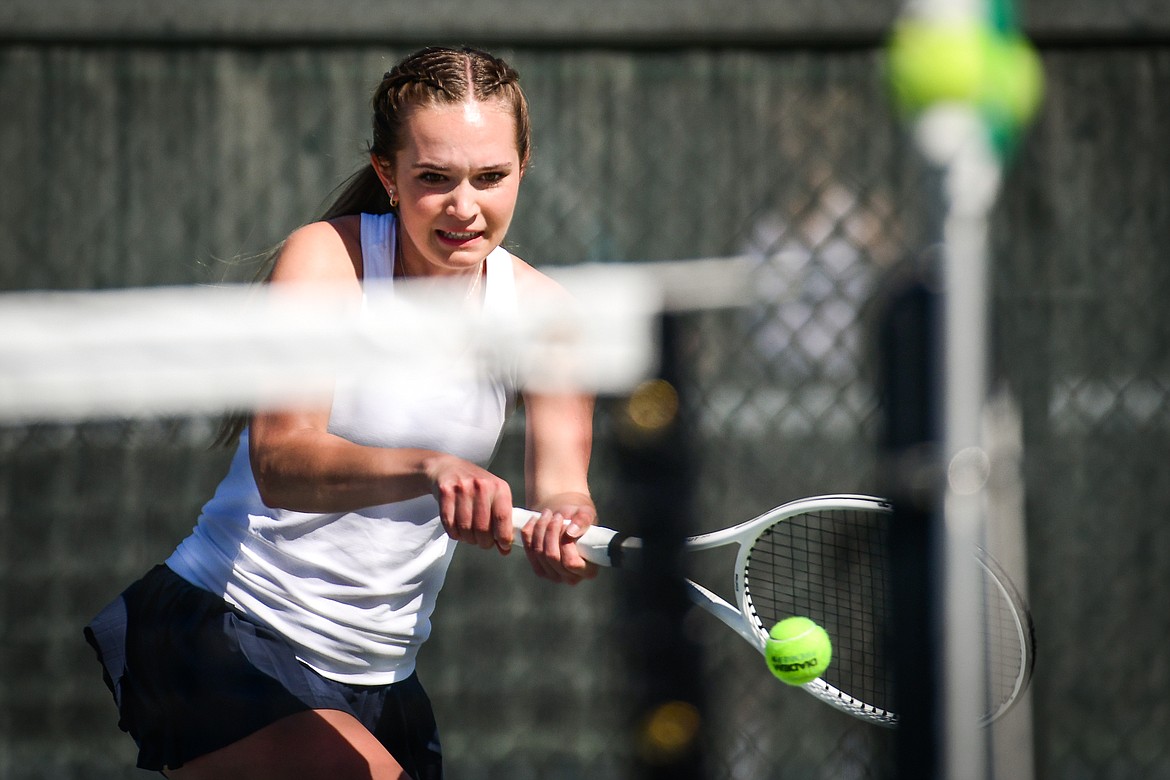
left=922, top=104, right=1001, bottom=780
left=984, top=389, right=1035, bottom=780
left=894, top=0, right=1040, bottom=772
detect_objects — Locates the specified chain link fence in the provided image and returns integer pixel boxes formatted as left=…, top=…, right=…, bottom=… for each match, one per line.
left=1, top=33, right=1168, bottom=780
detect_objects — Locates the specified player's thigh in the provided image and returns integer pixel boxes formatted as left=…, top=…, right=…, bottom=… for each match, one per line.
left=165, top=708, right=408, bottom=780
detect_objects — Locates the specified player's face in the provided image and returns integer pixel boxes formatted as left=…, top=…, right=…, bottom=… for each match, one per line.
left=380, top=99, right=523, bottom=277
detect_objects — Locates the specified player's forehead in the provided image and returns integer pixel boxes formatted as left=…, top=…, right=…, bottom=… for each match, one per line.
left=398, top=99, right=519, bottom=166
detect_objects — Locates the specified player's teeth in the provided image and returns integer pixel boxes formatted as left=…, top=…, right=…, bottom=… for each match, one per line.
left=442, top=231, right=476, bottom=239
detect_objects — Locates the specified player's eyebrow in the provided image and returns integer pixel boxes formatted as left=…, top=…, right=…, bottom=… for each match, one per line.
left=410, top=161, right=515, bottom=171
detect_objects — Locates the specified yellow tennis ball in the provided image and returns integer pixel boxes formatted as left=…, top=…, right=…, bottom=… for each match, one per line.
left=765, top=617, right=832, bottom=686
left=887, top=21, right=989, bottom=113
left=886, top=21, right=1044, bottom=128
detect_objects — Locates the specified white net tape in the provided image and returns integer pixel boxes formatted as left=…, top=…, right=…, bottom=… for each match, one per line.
left=0, top=258, right=754, bottom=422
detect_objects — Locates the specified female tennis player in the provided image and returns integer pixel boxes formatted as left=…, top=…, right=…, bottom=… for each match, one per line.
left=84, top=46, right=597, bottom=780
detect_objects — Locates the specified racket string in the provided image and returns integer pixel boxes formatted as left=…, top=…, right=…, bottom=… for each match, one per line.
left=745, top=508, right=894, bottom=713
left=743, top=507, right=1031, bottom=724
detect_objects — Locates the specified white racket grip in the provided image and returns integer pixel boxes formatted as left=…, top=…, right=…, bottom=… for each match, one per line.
left=510, top=508, right=621, bottom=567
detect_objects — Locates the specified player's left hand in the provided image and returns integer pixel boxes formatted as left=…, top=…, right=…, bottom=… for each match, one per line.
left=521, top=501, right=600, bottom=585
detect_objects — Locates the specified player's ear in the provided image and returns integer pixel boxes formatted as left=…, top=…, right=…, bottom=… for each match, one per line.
left=370, top=153, right=396, bottom=194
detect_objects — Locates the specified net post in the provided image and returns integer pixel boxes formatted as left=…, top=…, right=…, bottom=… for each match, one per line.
left=878, top=265, right=946, bottom=779
left=612, top=311, right=710, bottom=780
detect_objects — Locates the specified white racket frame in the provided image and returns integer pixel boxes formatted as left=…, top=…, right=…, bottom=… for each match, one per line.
left=515, top=493, right=1034, bottom=728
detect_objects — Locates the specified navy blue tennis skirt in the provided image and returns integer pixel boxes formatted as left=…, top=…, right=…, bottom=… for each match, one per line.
left=84, top=564, right=443, bottom=777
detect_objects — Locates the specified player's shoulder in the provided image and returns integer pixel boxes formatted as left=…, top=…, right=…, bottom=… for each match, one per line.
left=508, top=253, right=570, bottom=301
left=271, top=217, right=363, bottom=287
left=286, top=215, right=362, bottom=251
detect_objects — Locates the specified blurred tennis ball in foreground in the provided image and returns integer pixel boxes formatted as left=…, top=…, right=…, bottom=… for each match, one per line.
left=765, top=616, right=832, bottom=686
left=886, top=20, right=1043, bottom=128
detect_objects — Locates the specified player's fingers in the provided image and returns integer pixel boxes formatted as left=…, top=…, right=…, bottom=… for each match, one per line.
left=520, top=509, right=549, bottom=556
left=524, top=511, right=567, bottom=582
left=559, top=542, right=599, bottom=583
left=563, top=506, right=596, bottom=540
left=491, top=489, right=514, bottom=555
left=435, top=486, right=460, bottom=541
left=556, top=510, right=601, bottom=584
left=524, top=531, right=559, bottom=581
left=468, top=483, right=497, bottom=550
left=542, top=513, right=580, bottom=581
left=448, top=482, right=478, bottom=544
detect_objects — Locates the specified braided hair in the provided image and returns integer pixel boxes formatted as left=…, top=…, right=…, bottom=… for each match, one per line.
left=322, top=46, right=531, bottom=220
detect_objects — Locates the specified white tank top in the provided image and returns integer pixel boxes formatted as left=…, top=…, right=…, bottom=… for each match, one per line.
left=168, top=213, right=518, bottom=684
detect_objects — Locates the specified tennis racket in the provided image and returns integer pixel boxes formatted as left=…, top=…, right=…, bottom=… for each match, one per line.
left=513, top=494, right=1034, bottom=727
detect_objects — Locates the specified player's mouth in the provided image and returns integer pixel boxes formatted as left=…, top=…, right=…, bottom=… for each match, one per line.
left=436, top=229, right=484, bottom=246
